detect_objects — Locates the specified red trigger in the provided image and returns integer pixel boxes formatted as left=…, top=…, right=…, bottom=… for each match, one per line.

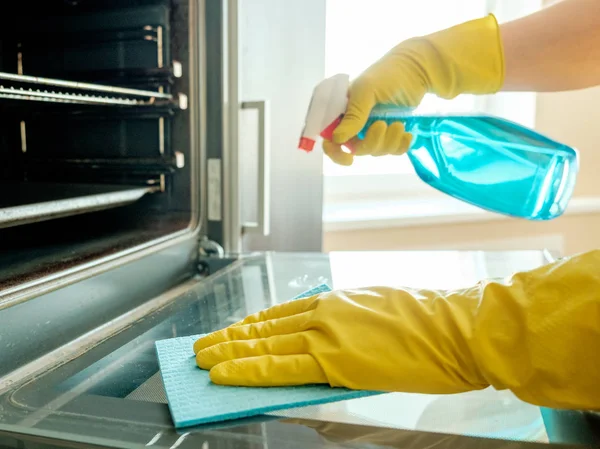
left=319, top=116, right=356, bottom=154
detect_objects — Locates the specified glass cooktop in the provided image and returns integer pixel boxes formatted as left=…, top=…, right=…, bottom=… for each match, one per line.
left=1, top=250, right=598, bottom=448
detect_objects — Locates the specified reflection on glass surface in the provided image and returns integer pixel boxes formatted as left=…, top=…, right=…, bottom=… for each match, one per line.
left=270, top=389, right=547, bottom=443
left=328, top=250, right=549, bottom=290
left=3, top=250, right=593, bottom=449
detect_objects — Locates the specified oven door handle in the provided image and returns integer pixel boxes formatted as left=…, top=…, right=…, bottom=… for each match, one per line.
left=241, top=100, right=270, bottom=236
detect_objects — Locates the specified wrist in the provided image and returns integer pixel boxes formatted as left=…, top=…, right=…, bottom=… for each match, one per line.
left=415, top=14, right=505, bottom=98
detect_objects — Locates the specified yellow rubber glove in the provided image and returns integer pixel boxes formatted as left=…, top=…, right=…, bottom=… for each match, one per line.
left=325, top=14, right=505, bottom=166
left=194, top=249, right=600, bottom=411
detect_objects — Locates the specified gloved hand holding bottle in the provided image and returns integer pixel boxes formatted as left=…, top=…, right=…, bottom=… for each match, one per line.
left=323, top=0, right=600, bottom=165
left=322, top=14, right=504, bottom=165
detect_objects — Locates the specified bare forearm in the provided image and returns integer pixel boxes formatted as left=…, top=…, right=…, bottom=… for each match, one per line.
left=500, top=0, right=600, bottom=92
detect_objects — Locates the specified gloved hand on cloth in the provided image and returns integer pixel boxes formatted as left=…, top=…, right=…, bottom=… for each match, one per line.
left=195, top=249, right=600, bottom=412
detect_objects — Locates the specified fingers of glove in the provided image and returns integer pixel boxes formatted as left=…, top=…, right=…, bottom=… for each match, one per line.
left=209, top=354, right=328, bottom=387
left=193, top=311, right=312, bottom=355
left=322, top=139, right=354, bottom=166
left=354, top=120, right=386, bottom=156
left=394, top=131, right=414, bottom=155
left=332, top=84, right=376, bottom=144
left=237, top=295, right=317, bottom=327
left=375, top=121, right=407, bottom=156
left=326, top=123, right=412, bottom=159
left=196, top=332, right=312, bottom=370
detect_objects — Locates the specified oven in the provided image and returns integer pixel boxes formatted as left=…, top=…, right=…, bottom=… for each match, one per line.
left=0, top=1, right=598, bottom=448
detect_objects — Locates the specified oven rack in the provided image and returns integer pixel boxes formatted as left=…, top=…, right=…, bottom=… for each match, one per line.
left=28, top=155, right=185, bottom=175
left=0, top=71, right=172, bottom=107
left=51, top=65, right=182, bottom=87
left=0, top=182, right=158, bottom=229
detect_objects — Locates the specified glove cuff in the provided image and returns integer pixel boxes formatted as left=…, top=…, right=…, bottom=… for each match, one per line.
left=413, top=14, right=506, bottom=98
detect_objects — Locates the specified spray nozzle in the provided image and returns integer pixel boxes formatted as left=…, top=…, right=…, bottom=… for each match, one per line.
left=298, top=73, right=351, bottom=152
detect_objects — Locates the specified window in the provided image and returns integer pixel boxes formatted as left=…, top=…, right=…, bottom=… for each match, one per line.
left=323, top=0, right=542, bottom=220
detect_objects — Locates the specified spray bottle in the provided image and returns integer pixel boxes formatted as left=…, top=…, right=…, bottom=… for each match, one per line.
left=299, top=73, right=579, bottom=220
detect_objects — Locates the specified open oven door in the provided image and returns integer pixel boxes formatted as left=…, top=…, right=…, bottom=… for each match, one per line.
left=2, top=249, right=599, bottom=448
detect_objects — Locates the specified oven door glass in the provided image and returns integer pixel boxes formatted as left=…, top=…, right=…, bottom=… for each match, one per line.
left=1, top=250, right=597, bottom=448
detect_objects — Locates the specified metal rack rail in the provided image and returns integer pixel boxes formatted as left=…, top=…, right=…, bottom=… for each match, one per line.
left=0, top=182, right=158, bottom=228
left=0, top=71, right=173, bottom=107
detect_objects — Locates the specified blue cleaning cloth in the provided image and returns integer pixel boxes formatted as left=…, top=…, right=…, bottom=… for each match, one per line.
left=155, top=283, right=380, bottom=428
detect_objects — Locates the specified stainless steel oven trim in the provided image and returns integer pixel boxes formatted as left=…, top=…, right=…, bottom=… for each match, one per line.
left=0, top=255, right=245, bottom=395
left=0, top=229, right=197, bottom=310
left=222, top=0, right=241, bottom=254
left=194, top=0, right=206, bottom=238
left=0, top=0, right=207, bottom=311
left=0, top=277, right=193, bottom=395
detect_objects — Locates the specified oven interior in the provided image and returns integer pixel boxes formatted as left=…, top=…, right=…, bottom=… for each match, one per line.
left=0, top=0, right=197, bottom=293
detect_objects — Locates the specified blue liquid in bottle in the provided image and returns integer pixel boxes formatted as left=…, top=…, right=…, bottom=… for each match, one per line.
left=358, top=106, right=579, bottom=220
